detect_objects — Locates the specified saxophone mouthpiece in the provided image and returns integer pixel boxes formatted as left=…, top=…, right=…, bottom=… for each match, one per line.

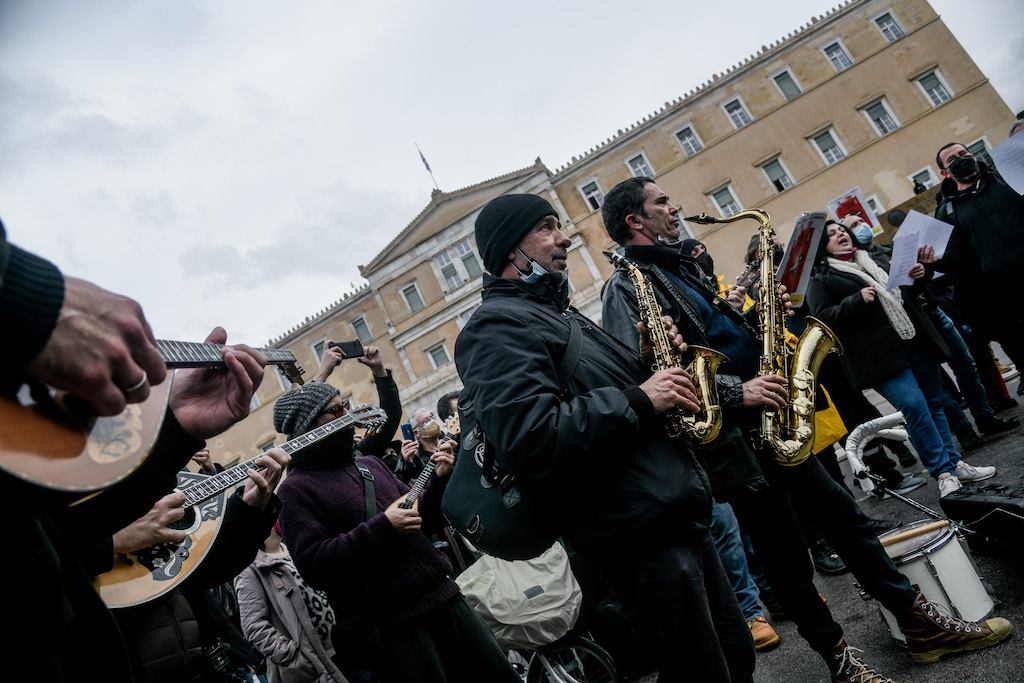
left=603, top=251, right=624, bottom=266
left=683, top=213, right=717, bottom=225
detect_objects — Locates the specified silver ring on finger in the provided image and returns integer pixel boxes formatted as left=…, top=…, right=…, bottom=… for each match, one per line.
left=121, top=370, right=148, bottom=395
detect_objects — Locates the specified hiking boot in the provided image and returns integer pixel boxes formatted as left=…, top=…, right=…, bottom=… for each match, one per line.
left=888, top=474, right=927, bottom=496
left=866, top=517, right=901, bottom=536
left=899, top=590, right=1013, bottom=663
left=955, top=460, right=997, bottom=483
left=938, top=472, right=962, bottom=498
left=823, top=639, right=896, bottom=683
left=953, top=427, right=984, bottom=451
left=810, top=539, right=847, bottom=575
left=976, top=414, right=1020, bottom=434
left=748, top=616, right=781, bottom=651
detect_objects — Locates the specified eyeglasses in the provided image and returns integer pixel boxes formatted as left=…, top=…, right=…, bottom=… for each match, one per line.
left=319, top=401, right=350, bottom=419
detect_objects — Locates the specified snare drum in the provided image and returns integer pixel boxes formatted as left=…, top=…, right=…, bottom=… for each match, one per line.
left=876, top=519, right=993, bottom=645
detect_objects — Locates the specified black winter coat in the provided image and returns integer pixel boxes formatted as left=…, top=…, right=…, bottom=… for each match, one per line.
left=806, top=251, right=947, bottom=389
left=601, top=245, right=768, bottom=503
left=454, top=274, right=713, bottom=561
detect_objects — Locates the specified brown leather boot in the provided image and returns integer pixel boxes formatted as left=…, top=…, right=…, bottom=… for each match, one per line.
left=899, top=589, right=1013, bottom=663
left=823, top=639, right=896, bottom=683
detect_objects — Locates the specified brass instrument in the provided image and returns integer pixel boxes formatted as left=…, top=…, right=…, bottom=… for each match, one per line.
left=684, top=210, right=842, bottom=465
left=604, top=251, right=728, bottom=444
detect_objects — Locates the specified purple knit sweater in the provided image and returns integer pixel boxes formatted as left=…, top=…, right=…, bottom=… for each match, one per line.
left=277, top=455, right=459, bottom=630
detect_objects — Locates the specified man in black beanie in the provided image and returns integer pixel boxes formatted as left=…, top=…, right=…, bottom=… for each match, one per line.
left=456, top=193, right=756, bottom=682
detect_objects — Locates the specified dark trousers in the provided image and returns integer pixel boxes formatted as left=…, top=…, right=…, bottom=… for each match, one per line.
left=370, top=598, right=520, bottom=683
left=604, top=530, right=755, bottom=683
left=729, top=453, right=918, bottom=656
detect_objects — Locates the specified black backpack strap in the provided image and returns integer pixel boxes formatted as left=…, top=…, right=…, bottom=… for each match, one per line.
left=557, top=314, right=583, bottom=396
left=353, top=459, right=376, bottom=522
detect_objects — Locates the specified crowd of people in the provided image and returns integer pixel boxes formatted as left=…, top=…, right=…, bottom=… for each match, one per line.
left=2, top=130, right=1021, bottom=683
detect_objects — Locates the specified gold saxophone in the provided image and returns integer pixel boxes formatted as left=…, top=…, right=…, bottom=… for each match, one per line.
left=684, top=210, right=843, bottom=465
left=604, top=251, right=728, bottom=444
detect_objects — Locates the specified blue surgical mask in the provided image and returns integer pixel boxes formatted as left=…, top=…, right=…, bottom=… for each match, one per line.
left=515, top=247, right=550, bottom=283
left=852, top=224, right=874, bottom=244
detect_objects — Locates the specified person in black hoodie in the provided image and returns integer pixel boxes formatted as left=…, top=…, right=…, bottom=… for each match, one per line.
left=455, top=193, right=754, bottom=683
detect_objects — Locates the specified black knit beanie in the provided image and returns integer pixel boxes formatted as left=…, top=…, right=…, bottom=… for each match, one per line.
left=475, top=194, right=558, bottom=275
left=679, top=238, right=703, bottom=257
left=273, top=382, right=339, bottom=437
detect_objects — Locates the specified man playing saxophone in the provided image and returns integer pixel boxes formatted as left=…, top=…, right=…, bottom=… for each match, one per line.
left=601, top=177, right=1011, bottom=682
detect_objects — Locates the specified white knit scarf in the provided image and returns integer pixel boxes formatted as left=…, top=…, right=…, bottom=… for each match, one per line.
left=826, top=250, right=916, bottom=340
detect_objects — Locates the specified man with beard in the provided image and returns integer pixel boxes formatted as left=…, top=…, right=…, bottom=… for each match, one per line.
left=920, top=142, right=1024, bottom=377
left=272, top=369, right=518, bottom=683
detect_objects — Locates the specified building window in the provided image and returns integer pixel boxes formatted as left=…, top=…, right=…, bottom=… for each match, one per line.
left=401, top=282, right=425, bottom=313
left=866, top=195, right=884, bottom=215
left=722, top=97, right=752, bottom=129
left=626, top=151, right=654, bottom=178
left=350, top=315, right=372, bottom=344
left=427, top=342, right=451, bottom=369
left=578, top=179, right=604, bottom=211
left=249, top=393, right=261, bottom=412
left=435, top=251, right=463, bottom=290
left=967, top=139, right=994, bottom=169
left=771, top=68, right=802, bottom=101
left=673, top=124, right=704, bottom=157
left=710, top=186, right=741, bottom=218
left=916, top=71, right=951, bottom=107
left=863, top=99, right=899, bottom=136
left=822, top=41, right=853, bottom=72
left=455, top=239, right=482, bottom=279
left=312, top=337, right=327, bottom=362
left=761, top=159, right=794, bottom=193
left=813, top=129, right=846, bottom=165
left=909, top=168, right=937, bottom=191
left=873, top=11, right=905, bottom=43
left=256, top=438, right=276, bottom=452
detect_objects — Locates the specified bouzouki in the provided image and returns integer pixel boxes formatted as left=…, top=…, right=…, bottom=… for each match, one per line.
left=95, top=403, right=388, bottom=608
left=0, top=340, right=305, bottom=497
left=387, top=414, right=460, bottom=513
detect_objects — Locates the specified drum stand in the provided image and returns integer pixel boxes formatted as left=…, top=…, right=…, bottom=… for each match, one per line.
left=858, top=470, right=976, bottom=536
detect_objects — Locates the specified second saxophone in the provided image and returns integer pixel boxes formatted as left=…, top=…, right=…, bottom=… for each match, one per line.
left=604, top=251, right=728, bottom=444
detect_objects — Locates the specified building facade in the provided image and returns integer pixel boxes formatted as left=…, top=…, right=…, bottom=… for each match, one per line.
left=209, top=0, right=1016, bottom=466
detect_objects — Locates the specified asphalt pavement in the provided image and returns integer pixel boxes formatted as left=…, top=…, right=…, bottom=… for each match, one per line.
left=637, top=373, right=1024, bottom=683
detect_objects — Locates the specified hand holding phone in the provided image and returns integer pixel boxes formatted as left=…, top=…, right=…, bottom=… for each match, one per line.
left=329, top=340, right=365, bottom=358
left=400, top=423, right=415, bottom=442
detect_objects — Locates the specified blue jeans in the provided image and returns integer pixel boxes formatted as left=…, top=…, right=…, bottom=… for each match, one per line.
left=874, top=342, right=960, bottom=479
left=932, top=308, right=995, bottom=421
left=710, top=500, right=762, bottom=622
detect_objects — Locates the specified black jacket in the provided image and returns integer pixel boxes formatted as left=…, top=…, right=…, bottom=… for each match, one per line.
left=454, top=274, right=713, bottom=561
left=806, top=251, right=948, bottom=389
left=933, top=162, right=1024, bottom=304
left=601, top=245, right=768, bottom=503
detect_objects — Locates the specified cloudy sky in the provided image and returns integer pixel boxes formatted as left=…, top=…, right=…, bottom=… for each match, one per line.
left=2, top=0, right=1021, bottom=348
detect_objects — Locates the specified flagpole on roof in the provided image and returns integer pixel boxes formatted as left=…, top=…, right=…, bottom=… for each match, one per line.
left=415, top=143, right=440, bottom=192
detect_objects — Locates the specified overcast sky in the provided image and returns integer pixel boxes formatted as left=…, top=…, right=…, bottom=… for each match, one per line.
left=2, top=0, right=1021, bottom=348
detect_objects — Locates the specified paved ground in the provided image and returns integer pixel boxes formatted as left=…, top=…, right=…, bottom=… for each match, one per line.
left=634, top=373, right=1024, bottom=683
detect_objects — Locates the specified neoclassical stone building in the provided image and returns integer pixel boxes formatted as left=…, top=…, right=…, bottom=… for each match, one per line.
left=209, top=0, right=1016, bottom=466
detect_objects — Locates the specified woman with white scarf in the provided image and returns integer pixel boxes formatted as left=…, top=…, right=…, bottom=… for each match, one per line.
left=806, top=220, right=998, bottom=498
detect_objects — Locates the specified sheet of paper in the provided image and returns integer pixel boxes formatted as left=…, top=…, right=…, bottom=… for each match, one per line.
left=990, top=133, right=1024, bottom=195
left=887, top=210, right=953, bottom=289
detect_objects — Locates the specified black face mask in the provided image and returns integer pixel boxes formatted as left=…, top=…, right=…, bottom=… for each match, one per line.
left=291, top=425, right=356, bottom=470
left=949, top=155, right=980, bottom=183
left=694, top=251, right=716, bottom=278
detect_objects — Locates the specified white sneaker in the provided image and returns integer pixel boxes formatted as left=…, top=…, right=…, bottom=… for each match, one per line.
left=938, top=473, right=962, bottom=498
left=955, top=460, right=997, bottom=483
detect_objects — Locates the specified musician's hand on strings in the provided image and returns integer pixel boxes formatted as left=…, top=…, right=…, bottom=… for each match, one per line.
left=169, top=327, right=267, bottom=439
left=779, top=284, right=795, bottom=317
left=431, top=441, right=456, bottom=480
left=112, top=491, right=187, bottom=555
left=242, top=447, right=290, bottom=511
left=400, top=439, right=419, bottom=463
left=640, top=367, right=700, bottom=414
left=311, top=341, right=345, bottom=382
left=861, top=286, right=877, bottom=304
left=638, top=316, right=687, bottom=363
left=25, top=276, right=167, bottom=416
left=358, top=345, right=388, bottom=378
left=917, top=246, right=937, bottom=264
left=742, top=374, right=789, bottom=410
left=386, top=507, right=422, bottom=534
left=726, top=286, right=746, bottom=310
left=908, top=263, right=926, bottom=279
